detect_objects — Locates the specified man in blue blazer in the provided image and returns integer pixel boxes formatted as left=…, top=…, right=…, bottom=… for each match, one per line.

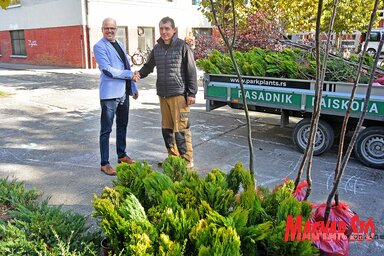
left=93, top=17, right=139, bottom=176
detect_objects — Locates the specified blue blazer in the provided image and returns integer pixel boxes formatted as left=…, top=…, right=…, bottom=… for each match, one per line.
left=93, top=37, right=137, bottom=100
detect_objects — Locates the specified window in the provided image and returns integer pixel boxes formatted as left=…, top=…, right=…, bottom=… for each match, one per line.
left=10, top=30, right=26, bottom=56
left=192, top=0, right=201, bottom=5
left=369, top=32, right=381, bottom=42
left=137, top=27, right=154, bottom=51
left=116, top=26, right=128, bottom=51
left=192, top=28, right=212, bottom=37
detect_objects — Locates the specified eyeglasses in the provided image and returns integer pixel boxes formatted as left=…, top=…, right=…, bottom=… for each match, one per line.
left=103, top=27, right=117, bottom=31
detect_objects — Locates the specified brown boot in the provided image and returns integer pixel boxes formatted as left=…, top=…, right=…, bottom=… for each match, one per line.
left=118, top=156, right=135, bottom=164
left=100, top=164, right=116, bottom=176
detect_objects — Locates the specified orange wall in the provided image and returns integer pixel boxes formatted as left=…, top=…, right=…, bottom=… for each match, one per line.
left=0, top=25, right=87, bottom=68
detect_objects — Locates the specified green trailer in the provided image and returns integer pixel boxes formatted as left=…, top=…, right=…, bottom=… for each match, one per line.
left=204, top=73, right=384, bottom=169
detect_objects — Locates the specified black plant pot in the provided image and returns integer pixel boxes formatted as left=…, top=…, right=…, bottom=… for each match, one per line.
left=100, top=237, right=113, bottom=256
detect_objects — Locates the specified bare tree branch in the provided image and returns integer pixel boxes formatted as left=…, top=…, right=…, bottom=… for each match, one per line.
left=324, top=0, right=381, bottom=222
left=208, top=0, right=255, bottom=177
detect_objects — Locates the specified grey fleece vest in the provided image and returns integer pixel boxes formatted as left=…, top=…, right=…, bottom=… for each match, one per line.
left=154, top=38, right=187, bottom=97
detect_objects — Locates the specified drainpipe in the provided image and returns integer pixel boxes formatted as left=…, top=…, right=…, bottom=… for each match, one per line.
left=82, top=0, right=91, bottom=69
left=80, top=26, right=85, bottom=68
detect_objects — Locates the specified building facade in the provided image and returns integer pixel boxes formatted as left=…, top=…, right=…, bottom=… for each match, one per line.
left=0, top=0, right=210, bottom=68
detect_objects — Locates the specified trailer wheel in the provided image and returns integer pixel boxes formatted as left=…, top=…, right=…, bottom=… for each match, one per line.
left=354, top=127, right=384, bottom=169
left=293, top=118, right=334, bottom=155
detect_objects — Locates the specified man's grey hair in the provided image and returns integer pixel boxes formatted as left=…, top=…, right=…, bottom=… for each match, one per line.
left=102, top=17, right=116, bottom=27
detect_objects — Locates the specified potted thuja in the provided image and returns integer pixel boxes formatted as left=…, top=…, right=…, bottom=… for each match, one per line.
left=92, top=174, right=158, bottom=256
left=100, top=236, right=113, bottom=256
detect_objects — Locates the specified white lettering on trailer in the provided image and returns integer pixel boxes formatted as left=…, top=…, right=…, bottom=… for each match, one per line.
left=252, top=91, right=257, bottom=99
left=238, top=90, right=293, bottom=104
left=351, top=101, right=360, bottom=111
left=258, top=92, right=264, bottom=101
left=332, top=100, right=340, bottom=109
left=370, top=104, right=378, bottom=113
left=341, top=100, right=349, bottom=110
left=312, top=98, right=379, bottom=114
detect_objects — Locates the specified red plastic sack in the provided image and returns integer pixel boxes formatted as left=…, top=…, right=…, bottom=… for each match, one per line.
left=312, top=236, right=350, bottom=256
left=374, top=76, right=384, bottom=85
left=292, top=180, right=308, bottom=201
left=313, top=202, right=356, bottom=237
left=311, top=202, right=356, bottom=256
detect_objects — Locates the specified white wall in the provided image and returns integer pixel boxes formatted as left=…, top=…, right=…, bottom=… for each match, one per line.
left=0, top=0, right=84, bottom=30
left=0, top=0, right=210, bottom=37
left=87, top=0, right=210, bottom=55
left=88, top=1, right=209, bottom=30
left=0, top=0, right=211, bottom=67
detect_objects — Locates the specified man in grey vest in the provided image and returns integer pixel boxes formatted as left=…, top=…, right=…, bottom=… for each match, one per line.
left=137, top=16, right=197, bottom=168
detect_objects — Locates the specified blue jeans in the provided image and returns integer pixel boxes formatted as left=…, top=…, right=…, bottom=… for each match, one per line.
left=99, top=96, right=129, bottom=166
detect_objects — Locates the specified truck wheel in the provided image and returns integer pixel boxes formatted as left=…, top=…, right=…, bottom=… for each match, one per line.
left=354, top=127, right=384, bottom=169
left=293, top=118, right=334, bottom=156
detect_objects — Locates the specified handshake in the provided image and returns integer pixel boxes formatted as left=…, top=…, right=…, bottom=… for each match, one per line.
left=132, top=71, right=141, bottom=82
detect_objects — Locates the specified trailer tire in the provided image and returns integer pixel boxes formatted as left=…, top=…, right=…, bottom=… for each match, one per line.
left=293, top=118, right=334, bottom=156
left=354, top=127, right=384, bottom=169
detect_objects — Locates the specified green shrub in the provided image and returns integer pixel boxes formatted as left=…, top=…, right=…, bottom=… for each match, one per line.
left=0, top=178, right=98, bottom=255
left=10, top=200, right=97, bottom=250
left=158, top=233, right=186, bottom=256
left=0, top=222, right=42, bottom=255
left=115, top=161, right=154, bottom=210
left=143, top=171, right=174, bottom=204
left=0, top=178, right=40, bottom=209
left=236, top=188, right=269, bottom=226
left=162, top=156, right=188, bottom=182
left=93, top=158, right=319, bottom=255
left=197, top=47, right=372, bottom=83
left=226, top=162, right=254, bottom=194
left=325, top=58, right=370, bottom=83
left=92, top=188, right=157, bottom=254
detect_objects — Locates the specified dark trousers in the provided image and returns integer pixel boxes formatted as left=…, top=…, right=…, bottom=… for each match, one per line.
left=99, top=96, right=129, bottom=166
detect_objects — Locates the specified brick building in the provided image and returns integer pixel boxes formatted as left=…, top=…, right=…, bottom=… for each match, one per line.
left=0, top=0, right=210, bottom=68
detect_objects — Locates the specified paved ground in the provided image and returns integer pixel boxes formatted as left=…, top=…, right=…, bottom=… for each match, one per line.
left=0, top=63, right=383, bottom=255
